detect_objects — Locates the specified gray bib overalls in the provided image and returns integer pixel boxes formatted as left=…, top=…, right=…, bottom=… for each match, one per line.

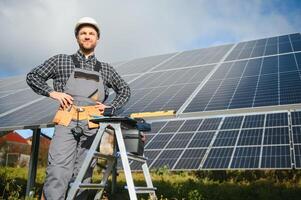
left=43, top=55, right=104, bottom=200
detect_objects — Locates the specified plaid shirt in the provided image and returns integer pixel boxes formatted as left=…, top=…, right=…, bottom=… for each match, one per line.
left=26, top=50, right=131, bottom=109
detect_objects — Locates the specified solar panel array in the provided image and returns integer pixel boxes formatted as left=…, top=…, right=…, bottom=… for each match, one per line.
left=184, top=33, right=301, bottom=112
left=1, top=33, right=301, bottom=172
left=129, top=111, right=298, bottom=170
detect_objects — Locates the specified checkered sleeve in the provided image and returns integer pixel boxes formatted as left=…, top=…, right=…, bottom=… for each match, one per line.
left=107, top=64, right=131, bottom=110
left=26, top=55, right=57, bottom=97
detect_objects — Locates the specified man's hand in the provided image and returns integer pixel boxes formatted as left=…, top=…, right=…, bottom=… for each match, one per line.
left=95, top=102, right=109, bottom=115
left=49, top=91, right=73, bottom=109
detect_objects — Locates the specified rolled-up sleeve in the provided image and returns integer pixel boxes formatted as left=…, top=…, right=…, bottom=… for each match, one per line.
left=107, top=65, right=131, bottom=110
left=26, top=55, right=57, bottom=97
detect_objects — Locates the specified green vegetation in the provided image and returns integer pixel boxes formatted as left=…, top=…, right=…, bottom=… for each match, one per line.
left=1, top=167, right=301, bottom=200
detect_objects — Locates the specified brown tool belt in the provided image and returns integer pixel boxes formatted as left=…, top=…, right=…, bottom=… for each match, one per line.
left=53, top=105, right=102, bottom=128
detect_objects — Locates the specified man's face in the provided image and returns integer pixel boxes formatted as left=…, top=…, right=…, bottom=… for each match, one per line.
left=76, top=25, right=99, bottom=52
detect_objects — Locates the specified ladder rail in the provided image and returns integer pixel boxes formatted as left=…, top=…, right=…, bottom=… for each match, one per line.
left=66, top=124, right=108, bottom=200
left=66, top=119, right=157, bottom=200
left=111, top=123, right=138, bottom=200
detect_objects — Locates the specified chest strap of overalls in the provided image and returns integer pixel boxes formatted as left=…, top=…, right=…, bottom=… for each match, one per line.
left=52, top=55, right=103, bottom=128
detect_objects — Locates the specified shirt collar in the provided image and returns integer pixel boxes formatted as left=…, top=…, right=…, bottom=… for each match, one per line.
left=76, top=50, right=96, bottom=63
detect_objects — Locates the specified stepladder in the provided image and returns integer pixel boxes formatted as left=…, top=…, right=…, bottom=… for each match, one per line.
left=66, top=117, right=157, bottom=200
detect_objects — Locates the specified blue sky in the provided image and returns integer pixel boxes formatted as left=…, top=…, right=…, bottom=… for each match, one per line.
left=1, top=0, right=301, bottom=138
left=0, top=0, right=300, bottom=78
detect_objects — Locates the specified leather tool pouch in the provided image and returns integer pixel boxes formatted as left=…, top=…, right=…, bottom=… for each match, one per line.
left=53, top=106, right=102, bottom=128
left=52, top=107, right=73, bottom=126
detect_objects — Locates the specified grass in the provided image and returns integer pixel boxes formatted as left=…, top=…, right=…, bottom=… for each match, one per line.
left=1, top=167, right=301, bottom=199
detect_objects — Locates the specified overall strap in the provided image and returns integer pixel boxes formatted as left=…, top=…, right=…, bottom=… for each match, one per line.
left=71, top=54, right=101, bottom=72
left=94, top=61, right=102, bottom=72
left=71, top=54, right=81, bottom=69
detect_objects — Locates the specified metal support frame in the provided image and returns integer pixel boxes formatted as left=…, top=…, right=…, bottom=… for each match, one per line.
left=26, top=128, right=41, bottom=197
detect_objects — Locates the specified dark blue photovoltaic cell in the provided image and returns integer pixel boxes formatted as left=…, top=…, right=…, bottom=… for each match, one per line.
left=261, top=56, right=278, bottom=75
left=242, top=115, right=265, bottom=128
left=145, top=134, right=174, bottom=149
left=294, top=145, right=301, bottom=168
left=178, top=119, right=203, bottom=132
left=213, top=130, right=239, bottom=147
left=295, top=53, right=301, bottom=69
left=150, top=121, right=167, bottom=134
left=184, top=80, right=222, bottom=112
left=290, top=33, right=301, bottom=41
left=0, top=89, right=41, bottom=113
left=230, top=147, right=261, bottom=168
left=198, top=118, right=222, bottom=130
left=265, top=113, right=288, bottom=127
left=144, top=135, right=156, bottom=146
left=261, top=145, right=291, bottom=168
left=264, top=44, right=277, bottom=56
left=188, top=131, right=215, bottom=147
left=160, top=120, right=185, bottom=133
left=166, top=132, right=194, bottom=149
left=263, top=127, right=290, bottom=145
left=279, top=54, right=297, bottom=72
left=291, top=111, right=301, bottom=125
left=226, top=60, right=248, bottom=78
left=202, top=148, right=234, bottom=169
left=279, top=42, right=293, bottom=54
left=254, top=73, right=279, bottom=107
left=211, top=63, right=232, bottom=80
left=115, top=53, right=176, bottom=75
left=151, top=150, right=183, bottom=169
left=174, top=149, right=207, bottom=169
left=206, top=78, right=240, bottom=111
left=229, top=76, right=258, bottom=109
left=280, top=71, right=301, bottom=105
left=237, top=129, right=263, bottom=146
left=292, top=126, right=301, bottom=144
left=242, top=58, right=262, bottom=76
left=154, top=44, right=233, bottom=71
left=292, top=40, right=301, bottom=51
left=220, top=116, right=243, bottom=129
left=130, top=150, right=160, bottom=170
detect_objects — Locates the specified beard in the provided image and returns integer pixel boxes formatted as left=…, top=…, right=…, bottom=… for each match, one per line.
left=79, top=42, right=96, bottom=54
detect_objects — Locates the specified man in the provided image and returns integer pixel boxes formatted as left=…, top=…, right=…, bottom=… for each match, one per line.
left=26, top=17, right=131, bottom=200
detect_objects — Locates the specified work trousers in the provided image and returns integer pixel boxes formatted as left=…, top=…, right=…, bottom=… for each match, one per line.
left=43, top=121, right=98, bottom=200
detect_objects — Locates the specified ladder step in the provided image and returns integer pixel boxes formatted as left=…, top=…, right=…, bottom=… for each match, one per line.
left=79, top=183, right=106, bottom=189
left=93, top=152, right=115, bottom=160
left=127, top=153, right=147, bottom=163
left=124, top=186, right=157, bottom=194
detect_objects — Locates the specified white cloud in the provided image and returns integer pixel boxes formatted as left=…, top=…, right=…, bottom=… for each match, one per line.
left=0, top=0, right=300, bottom=76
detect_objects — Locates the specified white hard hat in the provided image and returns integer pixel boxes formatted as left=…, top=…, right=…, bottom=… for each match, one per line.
left=74, top=17, right=100, bottom=37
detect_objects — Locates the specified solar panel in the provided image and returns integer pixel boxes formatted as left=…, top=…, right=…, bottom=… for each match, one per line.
left=154, top=44, right=233, bottom=71
left=237, top=129, right=263, bottom=146
left=188, top=131, right=215, bottom=148
left=121, top=65, right=215, bottom=115
left=294, top=144, right=301, bottom=168
left=202, top=147, right=234, bottom=169
left=114, top=53, right=176, bottom=75
left=230, top=146, right=261, bottom=169
left=183, top=34, right=301, bottom=114
left=166, top=132, right=194, bottom=149
left=174, top=149, right=207, bottom=170
left=291, top=111, right=301, bottom=125
left=261, top=145, right=291, bottom=168
left=220, top=116, right=243, bottom=130
left=265, top=112, right=288, bottom=127
left=137, top=111, right=296, bottom=170
left=151, top=149, right=183, bottom=169
left=263, top=127, right=290, bottom=145
left=213, top=130, right=239, bottom=147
